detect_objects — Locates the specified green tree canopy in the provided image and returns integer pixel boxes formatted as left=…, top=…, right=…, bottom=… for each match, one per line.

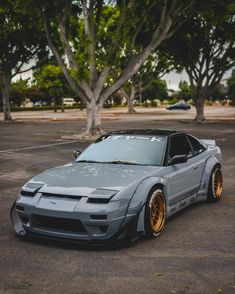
left=11, top=78, right=30, bottom=106
left=165, top=0, right=235, bottom=120
left=118, top=51, right=174, bottom=112
left=177, top=80, right=191, bottom=101
left=34, top=65, right=70, bottom=99
left=32, top=0, right=192, bottom=136
left=0, top=0, right=46, bottom=120
left=34, top=64, right=72, bottom=111
left=142, top=79, right=168, bottom=101
left=227, top=70, right=235, bottom=105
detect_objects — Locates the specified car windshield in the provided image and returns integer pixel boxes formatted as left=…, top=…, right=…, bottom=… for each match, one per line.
left=76, top=134, right=167, bottom=166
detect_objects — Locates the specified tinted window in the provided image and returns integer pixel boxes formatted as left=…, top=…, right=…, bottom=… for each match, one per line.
left=187, top=135, right=206, bottom=155
left=77, top=135, right=167, bottom=166
left=169, top=135, right=193, bottom=159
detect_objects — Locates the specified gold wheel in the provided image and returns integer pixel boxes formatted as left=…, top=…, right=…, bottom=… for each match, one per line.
left=149, top=190, right=166, bottom=234
left=212, top=167, right=223, bottom=199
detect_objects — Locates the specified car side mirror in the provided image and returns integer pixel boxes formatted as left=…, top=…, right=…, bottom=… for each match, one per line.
left=73, top=150, right=81, bottom=159
left=170, top=154, right=187, bottom=165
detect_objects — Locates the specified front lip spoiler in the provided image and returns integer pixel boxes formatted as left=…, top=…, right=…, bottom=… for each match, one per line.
left=10, top=201, right=141, bottom=247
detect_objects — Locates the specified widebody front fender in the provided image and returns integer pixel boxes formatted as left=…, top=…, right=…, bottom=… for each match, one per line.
left=127, top=176, right=167, bottom=211
left=126, top=176, right=167, bottom=235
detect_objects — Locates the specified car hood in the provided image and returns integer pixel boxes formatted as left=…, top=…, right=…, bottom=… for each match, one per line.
left=27, top=162, right=160, bottom=195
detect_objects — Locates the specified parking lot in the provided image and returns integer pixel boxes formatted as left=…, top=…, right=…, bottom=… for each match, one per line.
left=0, top=111, right=234, bottom=293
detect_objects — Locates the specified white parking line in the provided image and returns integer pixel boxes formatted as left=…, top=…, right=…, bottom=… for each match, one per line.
left=0, top=140, right=79, bottom=153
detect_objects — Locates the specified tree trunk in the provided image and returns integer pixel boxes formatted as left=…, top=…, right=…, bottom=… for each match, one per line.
left=127, top=86, right=136, bottom=113
left=61, top=101, right=64, bottom=112
left=127, top=99, right=135, bottom=113
left=2, top=69, right=12, bottom=121
left=194, top=95, right=206, bottom=121
left=53, top=97, right=57, bottom=112
left=86, top=99, right=103, bottom=136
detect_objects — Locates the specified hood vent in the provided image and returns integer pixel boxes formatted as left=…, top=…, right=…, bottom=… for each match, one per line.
left=41, top=192, right=82, bottom=200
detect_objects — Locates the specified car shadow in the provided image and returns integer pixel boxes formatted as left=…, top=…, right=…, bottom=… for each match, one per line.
left=17, top=235, right=138, bottom=251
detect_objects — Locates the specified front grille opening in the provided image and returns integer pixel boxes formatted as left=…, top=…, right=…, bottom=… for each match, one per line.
left=99, top=225, right=108, bottom=233
left=32, top=215, right=86, bottom=234
left=16, top=205, right=24, bottom=212
left=90, top=214, right=107, bottom=220
left=87, top=198, right=110, bottom=204
left=21, top=190, right=35, bottom=197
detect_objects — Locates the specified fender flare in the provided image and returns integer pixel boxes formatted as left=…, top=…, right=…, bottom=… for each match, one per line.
left=197, top=156, right=221, bottom=200
left=126, top=176, right=167, bottom=235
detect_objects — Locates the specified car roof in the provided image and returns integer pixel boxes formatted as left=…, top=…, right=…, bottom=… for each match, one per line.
left=106, top=129, right=178, bottom=137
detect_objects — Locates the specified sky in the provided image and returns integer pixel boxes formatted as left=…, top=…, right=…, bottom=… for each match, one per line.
left=163, top=70, right=233, bottom=90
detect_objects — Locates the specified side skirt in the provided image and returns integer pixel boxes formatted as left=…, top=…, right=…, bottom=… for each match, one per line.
left=166, top=193, right=203, bottom=218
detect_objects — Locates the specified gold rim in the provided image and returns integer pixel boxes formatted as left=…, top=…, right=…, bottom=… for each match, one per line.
left=149, top=191, right=165, bottom=234
left=213, top=168, right=223, bottom=199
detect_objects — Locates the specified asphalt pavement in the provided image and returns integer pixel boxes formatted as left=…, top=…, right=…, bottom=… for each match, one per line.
left=0, top=111, right=234, bottom=294
left=0, top=105, right=235, bottom=122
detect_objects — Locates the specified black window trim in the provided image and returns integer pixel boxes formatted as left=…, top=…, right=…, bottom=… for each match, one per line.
left=186, top=134, right=207, bottom=157
left=165, top=133, right=194, bottom=165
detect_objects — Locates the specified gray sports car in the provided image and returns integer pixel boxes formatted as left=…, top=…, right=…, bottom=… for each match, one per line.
left=11, top=129, right=223, bottom=244
left=166, top=102, right=191, bottom=110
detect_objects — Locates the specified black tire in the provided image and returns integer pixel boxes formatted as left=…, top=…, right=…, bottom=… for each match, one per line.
left=207, top=165, right=223, bottom=202
left=144, top=188, right=166, bottom=238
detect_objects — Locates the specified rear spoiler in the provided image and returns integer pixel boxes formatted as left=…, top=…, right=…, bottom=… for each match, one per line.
left=200, top=139, right=216, bottom=147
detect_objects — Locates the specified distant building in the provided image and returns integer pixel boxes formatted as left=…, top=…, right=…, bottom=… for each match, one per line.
left=21, top=98, right=33, bottom=108
left=168, top=89, right=177, bottom=97
left=62, top=98, right=75, bottom=106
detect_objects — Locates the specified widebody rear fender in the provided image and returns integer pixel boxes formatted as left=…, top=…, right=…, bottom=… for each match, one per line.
left=197, top=155, right=221, bottom=201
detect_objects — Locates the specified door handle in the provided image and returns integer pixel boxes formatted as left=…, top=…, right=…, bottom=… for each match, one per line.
left=194, top=165, right=198, bottom=169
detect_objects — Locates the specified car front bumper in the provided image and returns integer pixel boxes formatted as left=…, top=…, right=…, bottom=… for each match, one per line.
left=11, top=193, right=140, bottom=243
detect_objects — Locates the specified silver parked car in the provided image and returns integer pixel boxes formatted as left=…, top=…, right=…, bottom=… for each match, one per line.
left=11, top=129, right=223, bottom=244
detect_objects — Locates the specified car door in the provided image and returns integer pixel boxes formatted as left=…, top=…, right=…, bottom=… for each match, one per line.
left=166, top=134, right=199, bottom=206
left=186, top=134, right=207, bottom=189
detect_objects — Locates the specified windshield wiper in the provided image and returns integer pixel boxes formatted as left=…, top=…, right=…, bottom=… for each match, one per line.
left=103, top=160, right=139, bottom=165
left=77, top=160, right=146, bottom=165
left=76, top=160, right=103, bottom=163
